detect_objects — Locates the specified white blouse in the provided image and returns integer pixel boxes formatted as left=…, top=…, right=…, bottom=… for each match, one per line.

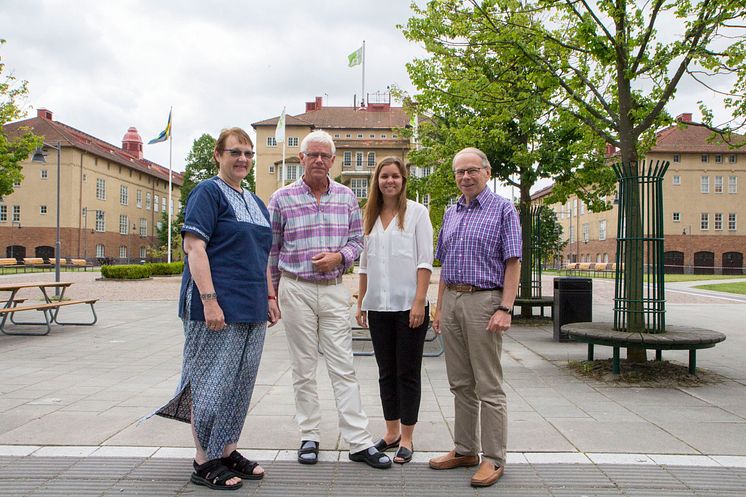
left=360, top=200, right=434, bottom=312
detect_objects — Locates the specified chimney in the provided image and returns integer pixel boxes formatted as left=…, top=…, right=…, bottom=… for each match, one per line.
left=37, top=108, right=53, bottom=120
left=305, top=96, right=324, bottom=112
left=676, top=113, right=692, bottom=123
left=122, top=127, right=144, bottom=159
left=315, top=96, right=323, bottom=109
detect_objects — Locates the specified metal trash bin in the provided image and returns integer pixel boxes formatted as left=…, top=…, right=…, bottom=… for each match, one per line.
left=553, top=277, right=592, bottom=342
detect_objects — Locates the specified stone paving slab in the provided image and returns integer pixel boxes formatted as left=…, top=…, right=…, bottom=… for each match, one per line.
left=0, top=457, right=745, bottom=496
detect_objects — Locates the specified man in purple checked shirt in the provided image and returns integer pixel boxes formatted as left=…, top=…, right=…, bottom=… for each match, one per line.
left=429, top=147, right=521, bottom=488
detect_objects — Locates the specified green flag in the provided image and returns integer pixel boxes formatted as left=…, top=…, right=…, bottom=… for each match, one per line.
left=347, top=46, right=363, bottom=67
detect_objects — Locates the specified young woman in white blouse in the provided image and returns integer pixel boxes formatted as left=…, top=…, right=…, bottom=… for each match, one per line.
left=356, top=156, right=433, bottom=464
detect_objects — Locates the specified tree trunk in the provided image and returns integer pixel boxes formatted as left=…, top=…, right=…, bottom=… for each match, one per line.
left=519, top=180, right=534, bottom=318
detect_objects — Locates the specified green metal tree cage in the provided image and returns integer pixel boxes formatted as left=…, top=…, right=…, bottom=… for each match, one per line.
left=612, top=160, right=670, bottom=333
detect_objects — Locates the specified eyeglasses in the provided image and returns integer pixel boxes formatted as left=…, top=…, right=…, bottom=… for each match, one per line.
left=303, top=152, right=333, bottom=161
left=224, top=149, right=255, bottom=159
left=454, top=167, right=485, bottom=177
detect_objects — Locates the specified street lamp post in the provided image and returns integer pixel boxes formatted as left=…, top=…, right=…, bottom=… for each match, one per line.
left=32, top=142, right=62, bottom=297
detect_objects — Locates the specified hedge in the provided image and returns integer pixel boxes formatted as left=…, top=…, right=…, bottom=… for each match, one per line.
left=101, top=265, right=152, bottom=279
left=146, top=261, right=184, bottom=275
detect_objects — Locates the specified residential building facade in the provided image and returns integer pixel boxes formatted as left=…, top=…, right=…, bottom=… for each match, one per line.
left=251, top=96, right=415, bottom=203
left=2, top=109, right=183, bottom=263
left=534, top=114, right=745, bottom=274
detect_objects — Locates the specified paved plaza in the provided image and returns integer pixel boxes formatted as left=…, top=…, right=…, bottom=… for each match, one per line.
left=1, top=271, right=746, bottom=496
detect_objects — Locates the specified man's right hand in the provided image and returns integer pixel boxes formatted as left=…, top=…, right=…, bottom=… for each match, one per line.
left=355, top=307, right=368, bottom=328
left=432, top=308, right=442, bottom=335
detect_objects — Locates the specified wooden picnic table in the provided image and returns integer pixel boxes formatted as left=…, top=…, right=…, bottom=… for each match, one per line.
left=0, top=282, right=97, bottom=336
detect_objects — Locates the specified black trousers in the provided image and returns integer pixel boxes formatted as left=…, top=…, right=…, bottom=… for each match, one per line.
left=367, top=307, right=429, bottom=425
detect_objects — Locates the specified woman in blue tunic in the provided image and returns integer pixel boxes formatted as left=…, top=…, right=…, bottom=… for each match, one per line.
left=155, top=127, right=280, bottom=491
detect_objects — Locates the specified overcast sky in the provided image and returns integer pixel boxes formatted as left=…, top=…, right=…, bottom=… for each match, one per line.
left=1, top=0, right=736, bottom=178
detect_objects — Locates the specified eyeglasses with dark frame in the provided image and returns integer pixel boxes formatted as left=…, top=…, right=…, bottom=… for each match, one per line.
left=224, top=149, right=255, bottom=159
left=303, top=152, right=334, bottom=161
left=454, top=167, right=486, bottom=177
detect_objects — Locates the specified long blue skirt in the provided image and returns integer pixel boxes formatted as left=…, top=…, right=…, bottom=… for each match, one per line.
left=155, top=318, right=266, bottom=460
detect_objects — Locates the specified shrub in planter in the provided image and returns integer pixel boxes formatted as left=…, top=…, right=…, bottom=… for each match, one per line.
left=145, top=261, right=184, bottom=275
left=101, top=264, right=152, bottom=279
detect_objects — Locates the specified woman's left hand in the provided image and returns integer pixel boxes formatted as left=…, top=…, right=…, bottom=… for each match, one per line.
left=409, top=300, right=426, bottom=329
left=268, top=299, right=281, bottom=327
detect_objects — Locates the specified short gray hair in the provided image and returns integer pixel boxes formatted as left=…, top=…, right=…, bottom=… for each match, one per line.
left=300, top=130, right=336, bottom=155
left=452, top=147, right=490, bottom=170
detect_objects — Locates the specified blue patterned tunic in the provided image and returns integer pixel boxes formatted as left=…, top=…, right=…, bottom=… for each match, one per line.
left=156, top=177, right=271, bottom=460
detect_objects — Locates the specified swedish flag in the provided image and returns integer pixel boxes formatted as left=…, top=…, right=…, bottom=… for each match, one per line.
left=148, top=109, right=172, bottom=144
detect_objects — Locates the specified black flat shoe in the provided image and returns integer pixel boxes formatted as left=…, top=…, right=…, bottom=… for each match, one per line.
left=373, top=435, right=401, bottom=452
left=349, top=446, right=392, bottom=469
left=298, top=440, right=319, bottom=465
left=394, top=445, right=413, bottom=464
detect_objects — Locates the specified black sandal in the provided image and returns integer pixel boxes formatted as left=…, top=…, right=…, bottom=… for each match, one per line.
left=394, top=445, right=413, bottom=464
left=298, top=440, right=319, bottom=465
left=221, top=450, right=264, bottom=480
left=191, top=459, right=243, bottom=490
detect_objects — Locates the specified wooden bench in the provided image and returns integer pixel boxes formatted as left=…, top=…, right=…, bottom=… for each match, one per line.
left=562, top=322, right=726, bottom=375
left=0, top=258, right=23, bottom=273
left=22, top=257, right=52, bottom=269
left=514, top=296, right=554, bottom=318
left=66, top=258, right=94, bottom=271
left=0, top=299, right=98, bottom=336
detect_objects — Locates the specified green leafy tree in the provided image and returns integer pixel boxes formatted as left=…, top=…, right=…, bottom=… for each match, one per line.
left=155, top=209, right=181, bottom=261
left=535, top=207, right=567, bottom=266
left=1, top=39, right=42, bottom=196
left=178, top=134, right=217, bottom=226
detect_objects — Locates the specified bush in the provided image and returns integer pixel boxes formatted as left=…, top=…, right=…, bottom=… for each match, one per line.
left=145, top=261, right=184, bottom=275
left=101, top=264, right=152, bottom=279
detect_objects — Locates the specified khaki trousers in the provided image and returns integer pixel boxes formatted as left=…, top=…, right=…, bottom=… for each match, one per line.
left=441, top=288, right=507, bottom=466
left=279, top=277, right=373, bottom=453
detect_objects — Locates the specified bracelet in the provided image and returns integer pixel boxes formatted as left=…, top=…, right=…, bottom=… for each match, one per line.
left=200, top=292, right=217, bottom=301
left=268, top=295, right=277, bottom=301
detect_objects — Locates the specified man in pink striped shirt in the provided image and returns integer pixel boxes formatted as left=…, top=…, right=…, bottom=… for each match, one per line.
left=268, top=130, right=391, bottom=470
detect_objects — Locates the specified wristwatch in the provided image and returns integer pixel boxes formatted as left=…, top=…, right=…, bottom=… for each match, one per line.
left=496, top=305, right=511, bottom=313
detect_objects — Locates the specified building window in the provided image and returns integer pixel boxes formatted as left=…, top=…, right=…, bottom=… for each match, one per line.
left=334, top=134, right=340, bottom=138
left=367, top=152, right=376, bottom=167
left=357, top=134, right=363, bottom=138
left=701, top=154, right=709, bottom=163
left=369, top=134, right=375, bottom=138
left=728, top=154, right=737, bottom=163
left=136, top=190, right=142, bottom=208
left=343, top=151, right=352, bottom=166
left=381, top=134, right=387, bottom=138
left=580, top=201, right=585, bottom=215
left=672, top=212, right=680, bottom=222
left=267, top=136, right=277, bottom=147
left=582, top=223, right=589, bottom=242
left=286, top=164, right=300, bottom=181
left=268, top=164, right=275, bottom=174
left=423, top=194, right=431, bottom=209
left=729, top=176, right=737, bottom=194
left=700, top=213, right=709, bottom=231
left=120, top=215, right=129, bottom=234
left=12, top=205, right=20, bottom=222
left=154, top=194, right=160, bottom=212
left=673, top=154, right=680, bottom=163
left=95, top=210, right=105, bottom=232
left=140, top=246, right=147, bottom=259
left=355, top=152, right=363, bottom=170
left=0, top=205, right=6, bottom=222
left=350, top=178, right=368, bottom=198
left=96, top=244, right=105, bottom=258
left=288, top=137, right=299, bottom=147
left=714, top=176, right=723, bottom=193
left=392, top=134, right=398, bottom=138
left=422, top=166, right=431, bottom=177
left=728, top=213, right=737, bottom=231
left=169, top=198, right=173, bottom=215
left=715, top=154, right=723, bottom=163
left=700, top=176, right=709, bottom=193
left=41, top=169, right=48, bottom=179
left=140, top=218, right=147, bottom=237
left=40, top=205, right=47, bottom=215
left=599, top=220, right=607, bottom=240
left=119, top=246, right=127, bottom=259
left=145, top=192, right=152, bottom=210
left=96, top=178, right=106, bottom=200
left=714, top=213, right=723, bottom=231
left=346, top=134, right=351, bottom=138
left=120, top=185, right=128, bottom=205
left=672, top=175, right=681, bottom=185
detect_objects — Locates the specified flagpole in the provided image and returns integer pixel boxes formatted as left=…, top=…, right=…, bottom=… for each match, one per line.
left=167, top=107, right=173, bottom=264
left=361, top=40, right=366, bottom=106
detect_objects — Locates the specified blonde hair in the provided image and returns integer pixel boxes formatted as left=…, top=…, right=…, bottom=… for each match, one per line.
left=363, top=157, right=408, bottom=235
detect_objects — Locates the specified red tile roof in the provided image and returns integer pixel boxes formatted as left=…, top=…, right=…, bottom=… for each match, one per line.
left=651, top=122, right=744, bottom=154
left=253, top=106, right=411, bottom=130
left=5, top=116, right=183, bottom=186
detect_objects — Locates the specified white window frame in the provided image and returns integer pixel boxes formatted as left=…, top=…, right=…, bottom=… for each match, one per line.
left=714, top=213, right=723, bottom=231
left=0, top=205, right=6, bottom=222
left=728, top=213, right=737, bottom=231
left=700, top=212, right=709, bottom=231
left=728, top=154, right=737, bottom=164
left=154, top=194, right=160, bottom=212
left=119, top=246, right=127, bottom=259
left=268, top=164, right=275, bottom=174
left=715, top=154, right=722, bottom=163
left=714, top=176, right=723, bottom=193
left=120, top=185, right=129, bottom=205
left=701, top=154, right=709, bottom=163
left=355, top=152, right=363, bottom=170
left=700, top=176, right=709, bottom=193
left=288, top=137, right=299, bottom=147
left=145, top=192, right=152, bottom=210
left=582, top=223, right=589, bottom=242
left=729, top=176, right=737, bottom=194
left=673, top=154, right=680, bottom=163
left=343, top=151, right=352, bottom=166
left=367, top=152, right=376, bottom=168
left=672, top=175, right=681, bottom=185
left=95, top=210, right=105, bottom=232
left=350, top=178, right=368, bottom=198
left=119, top=215, right=129, bottom=234
left=96, top=178, right=106, bottom=200
left=41, top=169, right=48, bottom=179
left=672, top=212, right=680, bottom=222
left=140, top=218, right=147, bottom=237
left=12, top=205, right=20, bottom=222
left=267, top=136, right=277, bottom=147
left=599, top=220, right=607, bottom=240
left=40, top=205, right=47, bottom=215
left=96, top=244, right=105, bottom=258
left=140, top=246, right=147, bottom=259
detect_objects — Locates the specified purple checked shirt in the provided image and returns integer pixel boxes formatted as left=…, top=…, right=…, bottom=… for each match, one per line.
left=268, top=177, right=363, bottom=288
left=436, top=187, right=522, bottom=288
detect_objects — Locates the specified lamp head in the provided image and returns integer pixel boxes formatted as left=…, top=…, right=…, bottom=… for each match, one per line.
left=31, top=147, right=48, bottom=163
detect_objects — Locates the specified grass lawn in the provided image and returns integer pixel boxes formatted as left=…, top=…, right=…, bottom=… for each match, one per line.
left=693, top=282, right=746, bottom=295
left=544, top=270, right=746, bottom=283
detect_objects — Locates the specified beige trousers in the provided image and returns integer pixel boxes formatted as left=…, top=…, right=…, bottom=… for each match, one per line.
left=279, top=277, right=373, bottom=453
left=441, top=288, right=507, bottom=466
